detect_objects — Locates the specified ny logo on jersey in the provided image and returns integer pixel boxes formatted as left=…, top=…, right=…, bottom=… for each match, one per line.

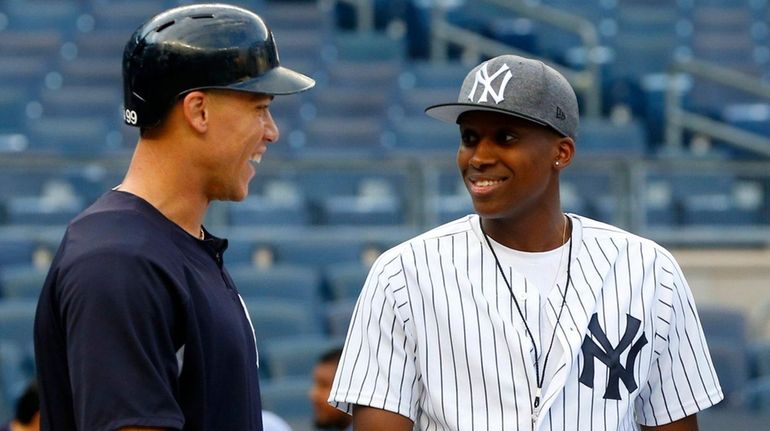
left=467, top=62, right=513, bottom=104
left=579, top=313, right=648, bottom=400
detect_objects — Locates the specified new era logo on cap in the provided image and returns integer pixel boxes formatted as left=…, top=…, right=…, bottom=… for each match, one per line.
left=468, top=62, right=513, bottom=104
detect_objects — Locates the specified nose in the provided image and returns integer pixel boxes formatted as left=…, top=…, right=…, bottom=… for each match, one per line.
left=469, top=138, right=496, bottom=169
left=263, top=109, right=279, bottom=143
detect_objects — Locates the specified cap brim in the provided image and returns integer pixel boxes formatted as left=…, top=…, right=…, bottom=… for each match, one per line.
left=425, top=102, right=550, bottom=129
left=230, top=65, right=315, bottom=95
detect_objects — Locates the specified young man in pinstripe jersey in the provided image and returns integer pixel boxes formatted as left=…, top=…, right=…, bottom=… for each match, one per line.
left=329, top=54, right=723, bottom=430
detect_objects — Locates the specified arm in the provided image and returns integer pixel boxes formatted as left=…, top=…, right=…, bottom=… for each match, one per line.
left=641, top=414, right=698, bottom=431
left=352, top=405, right=413, bottom=431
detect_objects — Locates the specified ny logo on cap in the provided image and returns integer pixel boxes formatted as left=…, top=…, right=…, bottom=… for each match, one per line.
left=468, top=62, right=513, bottom=104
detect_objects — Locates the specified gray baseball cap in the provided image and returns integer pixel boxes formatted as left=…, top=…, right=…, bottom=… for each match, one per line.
left=425, top=54, right=579, bottom=139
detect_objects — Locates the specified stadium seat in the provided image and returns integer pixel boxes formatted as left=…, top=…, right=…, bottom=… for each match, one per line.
left=228, top=264, right=322, bottom=310
left=324, top=299, right=357, bottom=339
left=699, top=306, right=750, bottom=402
left=0, top=300, right=37, bottom=350
left=228, top=196, right=310, bottom=227
left=261, top=335, right=340, bottom=380
left=0, top=266, right=47, bottom=300
left=2, top=1, right=81, bottom=33
left=259, top=377, right=313, bottom=427
left=25, top=116, right=110, bottom=155
left=0, top=239, right=37, bottom=269
left=245, top=299, right=323, bottom=343
left=320, top=195, right=404, bottom=226
left=385, top=117, right=460, bottom=154
left=324, top=262, right=371, bottom=302
left=577, top=117, right=648, bottom=157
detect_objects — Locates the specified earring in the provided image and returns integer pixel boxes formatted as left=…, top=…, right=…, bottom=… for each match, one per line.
left=554, top=161, right=560, bottom=166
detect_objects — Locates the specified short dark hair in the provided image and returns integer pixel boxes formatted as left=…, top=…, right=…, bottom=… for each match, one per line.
left=318, top=346, right=344, bottom=365
left=15, top=380, right=39, bottom=424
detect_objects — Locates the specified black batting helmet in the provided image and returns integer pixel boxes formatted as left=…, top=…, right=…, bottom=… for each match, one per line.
left=122, top=3, right=314, bottom=128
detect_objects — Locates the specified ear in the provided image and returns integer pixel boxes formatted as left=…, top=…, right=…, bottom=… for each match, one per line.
left=553, top=136, right=575, bottom=170
left=181, top=91, right=208, bottom=133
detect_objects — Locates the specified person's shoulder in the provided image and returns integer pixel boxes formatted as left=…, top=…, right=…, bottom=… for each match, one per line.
left=378, top=215, right=476, bottom=259
left=59, top=192, right=181, bottom=268
left=574, top=214, right=657, bottom=246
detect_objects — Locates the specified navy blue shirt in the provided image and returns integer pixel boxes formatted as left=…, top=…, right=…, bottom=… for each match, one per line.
left=34, top=191, right=263, bottom=431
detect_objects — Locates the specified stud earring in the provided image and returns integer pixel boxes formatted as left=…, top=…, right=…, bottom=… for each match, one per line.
left=555, top=161, right=560, bottom=166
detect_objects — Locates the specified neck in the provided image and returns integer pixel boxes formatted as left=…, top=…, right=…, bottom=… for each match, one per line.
left=480, top=211, right=570, bottom=252
left=119, top=137, right=209, bottom=239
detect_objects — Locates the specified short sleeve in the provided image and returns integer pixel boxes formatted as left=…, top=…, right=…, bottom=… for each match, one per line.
left=328, top=252, right=421, bottom=421
left=636, top=251, right=723, bottom=426
left=59, top=250, right=185, bottom=431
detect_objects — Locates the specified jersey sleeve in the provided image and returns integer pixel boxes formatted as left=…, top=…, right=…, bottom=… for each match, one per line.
left=635, top=251, right=724, bottom=426
left=58, top=249, right=185, bottom=431
left=328, top=252, right=421, bottom=422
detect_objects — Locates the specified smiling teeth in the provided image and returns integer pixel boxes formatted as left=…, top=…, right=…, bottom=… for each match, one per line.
left=250, top=154, right=262, bottom=164
left=475, top=179, right=502, bottom=187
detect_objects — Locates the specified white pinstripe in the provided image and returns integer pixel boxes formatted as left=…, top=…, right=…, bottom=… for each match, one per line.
left=330, top=214, right=723, bottom=430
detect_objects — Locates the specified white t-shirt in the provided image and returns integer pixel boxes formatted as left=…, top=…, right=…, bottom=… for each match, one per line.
left=329, top=214, right=723, bottom=430
left=486, top=236, right=572, bottom=399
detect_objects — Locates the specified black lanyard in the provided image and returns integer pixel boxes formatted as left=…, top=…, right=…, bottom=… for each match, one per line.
left=480, top=216, right=573, bottom=421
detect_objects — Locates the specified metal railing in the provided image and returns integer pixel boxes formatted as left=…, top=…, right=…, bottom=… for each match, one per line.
left=665, top=58, right=770, bottom=156
left=429, top=0, right=602, bottom=117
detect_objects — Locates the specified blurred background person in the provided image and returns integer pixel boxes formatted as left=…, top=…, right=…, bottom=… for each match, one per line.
left=310, top=348, right=351, bottom=431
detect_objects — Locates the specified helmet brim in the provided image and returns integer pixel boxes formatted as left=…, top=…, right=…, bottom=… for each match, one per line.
left=229, top=66, right=315, bottom=95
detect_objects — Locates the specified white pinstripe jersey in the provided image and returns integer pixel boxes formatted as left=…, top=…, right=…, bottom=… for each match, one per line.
left=329, top=214, right=723, bottom=430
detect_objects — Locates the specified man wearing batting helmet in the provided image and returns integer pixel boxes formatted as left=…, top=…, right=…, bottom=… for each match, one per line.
left=34, top=4, right=313, bottom=430
left=329, top=54, right=722, bottom=430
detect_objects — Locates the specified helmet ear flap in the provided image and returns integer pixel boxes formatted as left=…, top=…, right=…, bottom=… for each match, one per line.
left=122, top=4, right=314, bottom=129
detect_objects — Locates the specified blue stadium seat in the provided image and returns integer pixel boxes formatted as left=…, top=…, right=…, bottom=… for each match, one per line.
left=0, top=239, right=37, bottom=268
left=245, top=299, right=323, bottom=343
left=228, top=196, right=310, bottom=226
left=73, top=30, right=128, bottom=61
left=272, top=238, right=366, bottom=268
left=398, top=61, right=469, bottom=90
left=261, top=335, right=340, bottom=380
left=55, top=57, right=122, bottom=89
left=310, top=87, right=389, bottom=118
left=0, top=30, right=63, bottom=60
left=385, top=117, right=459, bottom=155
left=577, top=117, right=648, bottom=157
left=328, top=31, right=404, bottom=62
left=324, top=262, right=369, bottom=302
left=324, top=299, right=356, bottom=339
left=6, top=196, right=83, bottom=226
left=302, top=116, right=384, bottom=155
left=699, top=306, right=750, bottom=403
left=0, top=57, right=48, bottom=93
left=38, top=85, right=122, bottom=122
left=0, top=266, right=47, bottom=300
left=320, top=195, right=404, bottom=226
left=88, top=1, right=166, bottom=32
left=0, top=87, right=29, bottom=133
left=259, top=377, right=312, bottom=426
left=326, top=60, right=401, bottom=90
left=25, top=116, right=109, bottom=155
left=2, top=0, right=81, bottom=33
left=391, top=88, right=458, bottom=119
left=0, top=300, right=37, bottom=350
left=228, top=264, right=322, bottom=310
